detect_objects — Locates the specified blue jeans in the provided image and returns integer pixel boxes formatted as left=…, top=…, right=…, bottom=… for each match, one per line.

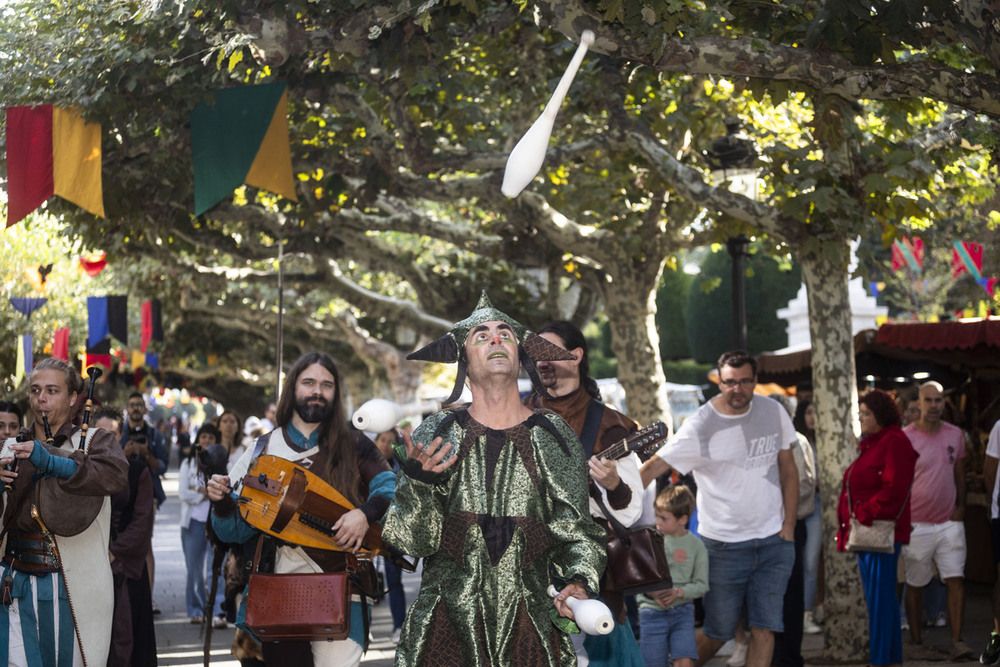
left=639, top=604, right=698, bottom=666
left=383, top=557, right=407, bottom=630
left=701, top=533, right=796, bottom=641
left=802, top=495, right=821, bottom=610
left=180, top=519, right=223, bottom=618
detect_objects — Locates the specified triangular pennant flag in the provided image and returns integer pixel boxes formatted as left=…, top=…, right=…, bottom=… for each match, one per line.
left=87, top=296, right=110, bottom=349
left=891, top=237, right=923, bottom=273
left=53, top=327, right=70, bottom=361
left=141, top=300, right=163, bottom=352
left=988, top=277, right=1000, bottom=298
left=9, top=297, right=48, bottom=320
left=86, top=336, right=112, bottom=370
left=79, top=252, right=107, bottom=277
left=191, top=82, right=297, bottom=216
left=21, top=334, right=33, bottom=376
left=25, top=264, right=53, bottom=293
left=15, top=334, right=32, bottom=386
left=952, top=241, right=983, bottom=280
left=132, top=350, right=146, bottom=369
left=146, top=352, right=159, bottom=370
left=107, top=295, right=128, bottom=345
left=5, top=105, right=104, bottom=227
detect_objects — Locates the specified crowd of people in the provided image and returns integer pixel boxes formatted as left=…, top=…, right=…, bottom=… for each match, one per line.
left=0, top=295, right=998, bottom=667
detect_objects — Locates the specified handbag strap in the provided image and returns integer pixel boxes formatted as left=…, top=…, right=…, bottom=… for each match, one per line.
left=846, top=463, right=911, bottom=522
left=592, top=484, right=632, bottom=546
left=580, top=399, right=631, bottom=544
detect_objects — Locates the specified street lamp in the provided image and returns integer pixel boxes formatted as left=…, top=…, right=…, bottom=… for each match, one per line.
left=706, top=116, right=758, bottom=352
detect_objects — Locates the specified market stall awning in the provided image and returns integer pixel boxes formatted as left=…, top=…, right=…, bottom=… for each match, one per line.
left=755, top=318, right=1000, bottom=386
left=876, top=318, right=1000, bottom=351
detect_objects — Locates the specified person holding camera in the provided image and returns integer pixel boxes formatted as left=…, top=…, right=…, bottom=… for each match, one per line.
left=121, top=392, right=168, bottom=507
left=179, top=422, right=226, bottom=626
left=121, top=392, right=170, bottom=613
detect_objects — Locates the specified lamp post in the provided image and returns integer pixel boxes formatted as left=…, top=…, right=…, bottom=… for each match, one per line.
left=726, top=234, right=750, bottom=350
left=707, top=116, right=758, bottom=352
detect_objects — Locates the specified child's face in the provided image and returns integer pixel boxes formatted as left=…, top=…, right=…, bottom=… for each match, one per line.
left=655, top=509, right=688, bottom=537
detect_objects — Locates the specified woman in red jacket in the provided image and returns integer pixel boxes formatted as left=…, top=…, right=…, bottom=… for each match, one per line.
left=837, top=389, right=917, bottom=667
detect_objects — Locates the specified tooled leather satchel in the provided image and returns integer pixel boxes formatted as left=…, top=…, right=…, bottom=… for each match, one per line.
left=243, top=536, right=352, bottom=643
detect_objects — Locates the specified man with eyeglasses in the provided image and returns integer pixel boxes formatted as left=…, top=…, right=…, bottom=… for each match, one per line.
left=640, top=350, right=798, bottom=667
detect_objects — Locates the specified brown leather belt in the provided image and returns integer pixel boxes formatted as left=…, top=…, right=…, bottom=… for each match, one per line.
left=3, top=531, right=59, bottom=573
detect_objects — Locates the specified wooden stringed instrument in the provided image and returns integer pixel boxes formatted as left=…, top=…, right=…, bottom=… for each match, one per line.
left=596, top=421, right=669, bottom=462
left=236, top=455, right=415, bottom=570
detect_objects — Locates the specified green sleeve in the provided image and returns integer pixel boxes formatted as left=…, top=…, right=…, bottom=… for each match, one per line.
left=380, top=417, right=454, bottom=557
left=535, top=414, right=607, bottom=594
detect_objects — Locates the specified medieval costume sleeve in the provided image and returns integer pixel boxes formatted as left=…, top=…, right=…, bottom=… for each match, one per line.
left=382, top=408, right=606, bottom=667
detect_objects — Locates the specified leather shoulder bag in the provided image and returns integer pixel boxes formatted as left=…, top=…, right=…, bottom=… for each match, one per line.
left=244, top=537, right=352, bottom=643
left=845, top=464, right=910, bottom=554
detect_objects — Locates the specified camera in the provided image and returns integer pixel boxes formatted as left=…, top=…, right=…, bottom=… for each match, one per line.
left=128, top=426, right=147, bottom=445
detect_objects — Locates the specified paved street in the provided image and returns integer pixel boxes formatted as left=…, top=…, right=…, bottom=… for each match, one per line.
left=149, top=464, right=994, bottom=666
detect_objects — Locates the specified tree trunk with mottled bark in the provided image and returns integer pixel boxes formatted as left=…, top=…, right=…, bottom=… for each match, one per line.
left=600, top=268, right=674, bottom=432
left=801, top=244, right=869, bottom=662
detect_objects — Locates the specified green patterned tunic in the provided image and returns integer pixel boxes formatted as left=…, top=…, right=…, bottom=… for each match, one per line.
left=382, top=408, right=606, bottom=666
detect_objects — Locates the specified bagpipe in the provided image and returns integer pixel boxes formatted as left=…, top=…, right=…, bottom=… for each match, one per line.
left=235, top=455, right=415, bottom=570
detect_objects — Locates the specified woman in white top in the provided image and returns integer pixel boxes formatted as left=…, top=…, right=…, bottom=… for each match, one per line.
left=178, top=423, right=225, bottom=625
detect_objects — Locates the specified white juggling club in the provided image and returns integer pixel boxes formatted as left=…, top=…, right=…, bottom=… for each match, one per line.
left=501, top=30, right=595, bottom=198
left=546, top=585, right=613, bottom=635
left=351, top=398, right=404, bottom=434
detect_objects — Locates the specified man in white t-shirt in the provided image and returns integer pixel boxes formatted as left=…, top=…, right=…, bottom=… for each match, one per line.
left=900, top=381, right=972, bottom=660
left=640, top=350, right=798, bottom=667
left=979, top=420, right=1000, bottom=665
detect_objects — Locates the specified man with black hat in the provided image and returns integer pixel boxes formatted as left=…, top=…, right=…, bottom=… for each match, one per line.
left=383, top=292, right=606, bottom=666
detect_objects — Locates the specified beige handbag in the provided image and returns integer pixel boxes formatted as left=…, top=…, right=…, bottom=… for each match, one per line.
left=845, top=466, right=910, bottom=554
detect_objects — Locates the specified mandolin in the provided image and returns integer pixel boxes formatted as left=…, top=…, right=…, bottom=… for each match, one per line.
left=236, top=455, right=415, bottom=570
left=596, top=421, right=669, bottom=462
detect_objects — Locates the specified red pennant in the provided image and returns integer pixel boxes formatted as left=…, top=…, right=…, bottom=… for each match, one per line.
left=79, top=253, right=108, bottom=277
left=5, top=106, right=55, bottom=227
left=52, top=327, right=70, bottom=360
left=85, top=353, right=112, bottom=370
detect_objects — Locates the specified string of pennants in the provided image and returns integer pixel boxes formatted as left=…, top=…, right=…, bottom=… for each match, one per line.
left=3, top=81, right=295, bottom=227
left=8, top=295, right=163, bottom=386
left=891, top=237, right=998, bottom=296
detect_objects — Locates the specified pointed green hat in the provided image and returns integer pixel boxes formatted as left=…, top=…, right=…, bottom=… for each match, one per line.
left=407, top=291, right=575, bottom=404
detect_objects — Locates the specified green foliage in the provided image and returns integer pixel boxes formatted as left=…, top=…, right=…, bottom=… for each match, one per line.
left=655, top=264, right=693, bottom=360
left=685, top=247, right=802, bottom=363
left=663, top=358, right=712, bottom=386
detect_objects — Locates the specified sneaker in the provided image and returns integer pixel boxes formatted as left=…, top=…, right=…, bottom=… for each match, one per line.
left=981, top=632, right=1000, bottom=665
left=934, top=612, right=947, bottom=627
left=812, top=604, right=824, bottom=624
left=152, top=601, right=162, bottom=616
left=727, top=641, right=748, bottom=667
left=803, top=610, right=821, bottom=635
left=213, top=615, right=228, bottom=629
left=392, top=627, right=401, bottom=644
left=901, top=619, right=910, bottom=631
left=951, top=640, right=974, bottom=661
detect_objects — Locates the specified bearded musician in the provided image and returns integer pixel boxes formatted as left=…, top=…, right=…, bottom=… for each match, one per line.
left=207, top=352, right=395, bottom=667
left=0, top=358, right=128, bottom=666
